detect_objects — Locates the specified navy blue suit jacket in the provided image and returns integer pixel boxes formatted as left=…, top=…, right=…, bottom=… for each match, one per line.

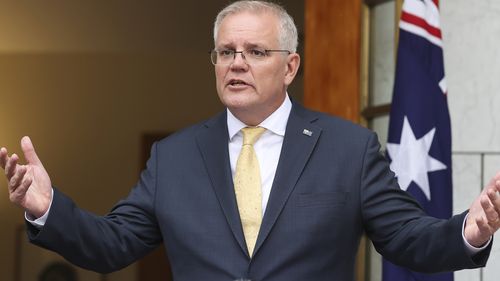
left=29, top=103, right=490, bottom=281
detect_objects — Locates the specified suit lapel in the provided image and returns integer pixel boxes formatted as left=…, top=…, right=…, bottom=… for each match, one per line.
left=253, top=104, right=322, bottom=256
left=195, top=112, right=248, bottom=256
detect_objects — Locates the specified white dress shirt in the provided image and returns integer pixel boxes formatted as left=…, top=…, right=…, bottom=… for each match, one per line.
left=227, top=94, right=291, bottom=214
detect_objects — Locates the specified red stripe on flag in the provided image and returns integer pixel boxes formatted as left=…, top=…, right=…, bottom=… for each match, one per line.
left=433, top=0, right=439, bottom=8
left=401, top=11, right=442, bottom=39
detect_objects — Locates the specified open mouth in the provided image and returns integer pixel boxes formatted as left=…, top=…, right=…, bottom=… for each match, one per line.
left=228, top=79, right=249, bottom=87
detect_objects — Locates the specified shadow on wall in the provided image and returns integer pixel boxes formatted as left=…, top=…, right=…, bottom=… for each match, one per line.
left=38, top=261, right=77, bottom=281
left=15, top=225, right=105, bottom=281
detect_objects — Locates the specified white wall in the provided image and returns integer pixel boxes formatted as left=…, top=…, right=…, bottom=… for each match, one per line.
left=442, top=1, right=500, bottom=280
left=368, top=0, right=500, bottom=280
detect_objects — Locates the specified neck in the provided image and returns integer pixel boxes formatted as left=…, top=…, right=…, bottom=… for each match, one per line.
left=230, top=93, right=288, bottom=126
left=231, top=110, right=268, bottom=126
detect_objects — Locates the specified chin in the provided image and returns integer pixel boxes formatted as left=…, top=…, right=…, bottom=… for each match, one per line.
left=220, top=92, right=257, bottom=110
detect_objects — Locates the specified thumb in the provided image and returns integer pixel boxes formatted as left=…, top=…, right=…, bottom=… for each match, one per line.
left=21, top=136, right=42, bottom=166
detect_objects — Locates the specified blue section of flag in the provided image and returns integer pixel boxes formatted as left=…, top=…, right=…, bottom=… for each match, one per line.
left=382, top=14, right=453, bottom=281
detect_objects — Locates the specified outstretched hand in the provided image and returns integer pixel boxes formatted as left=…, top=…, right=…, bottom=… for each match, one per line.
left=465, top=172, right=500, bottom=247
left=0, top=136, right=52, bottom=218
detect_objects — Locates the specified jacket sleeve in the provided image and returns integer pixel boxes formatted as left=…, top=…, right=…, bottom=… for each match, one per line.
left=360, top=132, right=491, bottom=273
left=27, top=143, right=162, bottom=274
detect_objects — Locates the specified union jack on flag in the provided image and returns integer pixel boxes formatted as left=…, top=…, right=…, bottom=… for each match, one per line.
left=383, top=0, right=453, bottom=280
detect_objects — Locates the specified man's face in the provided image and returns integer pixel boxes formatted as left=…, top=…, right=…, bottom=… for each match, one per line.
left=214, top=11, right=299, bottom=125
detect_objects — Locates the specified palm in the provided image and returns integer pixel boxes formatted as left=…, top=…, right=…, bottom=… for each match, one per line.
left=465, top=174, right=500, bottom=247
left=19, top=163, right=52, bottom=217
left=466, top=197, right=488, bottom=242
left=1, top=137, right=53, bottom=218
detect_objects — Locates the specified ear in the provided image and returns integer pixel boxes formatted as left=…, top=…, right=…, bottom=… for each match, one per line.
left=284, top=53, right=301, bottom=86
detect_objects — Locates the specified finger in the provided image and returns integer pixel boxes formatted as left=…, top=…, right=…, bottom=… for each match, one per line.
left=476, top=216, right=493, bottom=237
left=0, top=147, right=8, bottom=169
left=480, top=195, right=499, bottom=224
left=17, top=176, right=32, bottom=197
left=485, top=173, right=500, bottom=192
left=494, top=171, right=500, bottom=181
left=9, top=165, right=27, bottom=191
left=21, top=136, right=42, bottom=166
left=4, top=153, right=19, bottom=179
left=487, top=188, right=500, bottom=213
left=10, top=176, right=32, bottom=204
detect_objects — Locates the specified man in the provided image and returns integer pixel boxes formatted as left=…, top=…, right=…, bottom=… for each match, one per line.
left=1, top=1, right=500, bottom=280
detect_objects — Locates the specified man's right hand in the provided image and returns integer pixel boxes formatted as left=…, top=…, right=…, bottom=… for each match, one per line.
left=0, top=136, right=52, bottom=218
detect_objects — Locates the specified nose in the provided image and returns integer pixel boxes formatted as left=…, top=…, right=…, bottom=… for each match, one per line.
left=230, top=51, right=249, bottom=70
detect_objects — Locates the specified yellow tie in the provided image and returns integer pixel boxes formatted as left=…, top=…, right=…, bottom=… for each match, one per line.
left=234, top=126, right=266, bottom=257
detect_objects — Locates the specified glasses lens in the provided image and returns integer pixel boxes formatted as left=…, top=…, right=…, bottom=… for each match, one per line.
left=243, top=49, right=267, bottom=65
left=211, top=50, right=235, bottom=65
left=211, top=49, right=286, bottom=65
left=210, top=50, right=218, bottom=65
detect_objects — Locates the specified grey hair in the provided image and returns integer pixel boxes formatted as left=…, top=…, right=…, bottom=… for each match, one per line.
left=213, top=1, right=298, bottom=53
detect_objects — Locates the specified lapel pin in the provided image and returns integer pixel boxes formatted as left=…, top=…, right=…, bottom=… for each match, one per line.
left=302, top=129, right=313, bottom=137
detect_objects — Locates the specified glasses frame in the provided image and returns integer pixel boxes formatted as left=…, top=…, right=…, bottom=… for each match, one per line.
left=209, top=49, right=291, bottom=65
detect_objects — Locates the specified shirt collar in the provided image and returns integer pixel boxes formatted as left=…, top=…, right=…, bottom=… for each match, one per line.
left=227, top=94, right=292, bottom=140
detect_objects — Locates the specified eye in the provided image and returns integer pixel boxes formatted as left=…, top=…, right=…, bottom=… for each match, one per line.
left=248, top=49, right=267, bottom=58
left=219, top=49, right=234, bottom=57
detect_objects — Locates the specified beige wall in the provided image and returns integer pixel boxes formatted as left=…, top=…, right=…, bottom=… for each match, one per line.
left=0, top=1, right=304, bottom=281
left=0, top=52, right=226, bottom=281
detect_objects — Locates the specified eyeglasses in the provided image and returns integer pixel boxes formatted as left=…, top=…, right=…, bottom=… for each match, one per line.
left=210, top=48, right=291, bottom=65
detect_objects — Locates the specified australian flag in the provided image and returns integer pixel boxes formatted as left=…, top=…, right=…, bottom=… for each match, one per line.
left=383, top=0, right=453, bottom=281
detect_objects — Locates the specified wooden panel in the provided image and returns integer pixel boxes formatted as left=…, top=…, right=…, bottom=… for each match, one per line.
left=304, top=0, right=362, bottom=123
left=361, top=103, right=391, bottom=120
left=137, top=247, right=171, bottom=281
left=304, top=1, right=365, bottom=280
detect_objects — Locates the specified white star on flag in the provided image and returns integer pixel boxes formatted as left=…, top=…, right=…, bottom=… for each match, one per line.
left=386, top=116, right=447, bottom=200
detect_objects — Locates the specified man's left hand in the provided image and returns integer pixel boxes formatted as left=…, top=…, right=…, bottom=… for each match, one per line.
left=465, top=171, right=500, bottom=247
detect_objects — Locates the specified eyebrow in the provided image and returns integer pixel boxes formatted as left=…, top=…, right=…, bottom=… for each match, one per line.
left=216, top=42, right=266, bottom=50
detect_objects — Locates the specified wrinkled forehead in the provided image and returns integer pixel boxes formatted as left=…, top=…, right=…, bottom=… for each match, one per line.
left=215, top=11, right=280, bottom=48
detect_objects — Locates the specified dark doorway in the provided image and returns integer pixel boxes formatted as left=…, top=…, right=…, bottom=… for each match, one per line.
left=137, top=133, right=172, bottom=281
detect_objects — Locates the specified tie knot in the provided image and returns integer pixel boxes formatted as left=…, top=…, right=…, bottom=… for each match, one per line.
left=241, top=127, right=266, bottom=145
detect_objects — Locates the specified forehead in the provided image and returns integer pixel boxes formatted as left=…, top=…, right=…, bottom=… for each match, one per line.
left=216, top=11, right=280, bottom=47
